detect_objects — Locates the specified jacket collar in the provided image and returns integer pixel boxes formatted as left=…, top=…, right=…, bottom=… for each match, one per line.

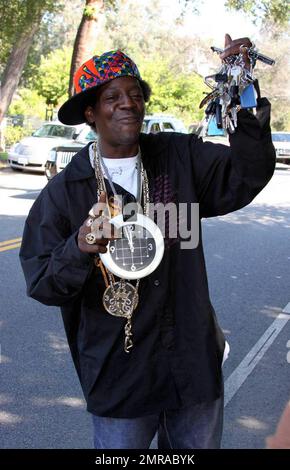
left=65, top=134, right=169, bottom=181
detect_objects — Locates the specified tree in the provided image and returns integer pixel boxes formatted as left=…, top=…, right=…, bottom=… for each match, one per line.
left=69, top=0, right=105, bottom=97
left=8, top=89, right=46, bottom=121
left=225, top=0, right=290, bottom=26
left=254, top=30, right=290, bottom=130
left=0, top=0, right=63, bottom=124
left=34, top=47, right=72, bottom=113
left=140, top=57, right=207, bottom=125
left=21, top=0, right=84, bottom=88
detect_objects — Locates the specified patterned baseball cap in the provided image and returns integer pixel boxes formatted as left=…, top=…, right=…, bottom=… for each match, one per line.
left=58, top=50, right=142, bottom=125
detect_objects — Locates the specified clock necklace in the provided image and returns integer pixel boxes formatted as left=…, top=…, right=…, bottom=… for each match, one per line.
left=86, top=141, right=164, bottom=352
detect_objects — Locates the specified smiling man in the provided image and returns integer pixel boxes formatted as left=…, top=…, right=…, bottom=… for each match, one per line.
left=86, top=76, right=145, bottom=154
left=20, top=42, right=276, bottom=449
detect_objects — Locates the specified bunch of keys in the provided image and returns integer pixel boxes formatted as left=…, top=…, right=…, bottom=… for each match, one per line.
left=199, top=44, right=275, bottom=135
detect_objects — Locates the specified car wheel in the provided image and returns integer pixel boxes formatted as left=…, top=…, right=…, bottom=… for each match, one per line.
left=11, top=167, right=23, bottom=172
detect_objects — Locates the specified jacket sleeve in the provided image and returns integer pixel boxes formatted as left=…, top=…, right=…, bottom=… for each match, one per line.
left=188, top=98, right=276, bottom=218
left=19, top=184, right=94, bottom=306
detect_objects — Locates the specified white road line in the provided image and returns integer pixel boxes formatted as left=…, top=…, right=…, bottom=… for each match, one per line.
left=283, top=302, right=290, bottom=314
left=224, top=308, right=290, bottom=407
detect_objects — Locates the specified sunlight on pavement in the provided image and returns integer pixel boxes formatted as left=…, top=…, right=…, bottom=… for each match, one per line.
left=31, top=396, right=86, bottom=408
left=0, top=171, right=47, bottom=216
left=0, top=411, right=23, bottom=425
left=47, top=333, right=70, bottom=353
left=237, top=416, right=268, bottom=431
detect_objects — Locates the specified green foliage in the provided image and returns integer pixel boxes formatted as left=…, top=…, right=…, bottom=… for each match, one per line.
left=21, top=1, right=84, bottom=86
left=8, top=89, right=46, bottom=120
left=4, top=125, right=33, bottom=148
left=140, top=57, right=207, bottom=126
left=84, top=4, right=99, bottom=18
left=0, top=0, right=64, bottom=70
left=225, top=0, right=290, bottom=26
left=33, top=47, right=72, bottom=106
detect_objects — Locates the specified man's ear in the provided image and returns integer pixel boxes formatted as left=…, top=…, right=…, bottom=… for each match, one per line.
left=84, top=106, right=95, bottom=124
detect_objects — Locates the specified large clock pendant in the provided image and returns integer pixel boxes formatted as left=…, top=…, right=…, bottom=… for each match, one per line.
left=100, top=213, right=164, bottom=280
left=103, top=281, right=139, bottom=318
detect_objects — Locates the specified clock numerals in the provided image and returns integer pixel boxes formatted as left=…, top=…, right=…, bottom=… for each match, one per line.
left=108, top=223, right=156, bottom=274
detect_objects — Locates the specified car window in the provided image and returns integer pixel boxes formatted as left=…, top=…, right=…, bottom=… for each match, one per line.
left=171, top=120, right=187, bottom=133
left=32, top=124, right=76, bottom=139
left=78, top=128, right=98, bottom=141
left=149, top=123, right=161, bottom=133
left=272, top=134, right=290, bottom=142
left=163, top=122, right=175, bottom=131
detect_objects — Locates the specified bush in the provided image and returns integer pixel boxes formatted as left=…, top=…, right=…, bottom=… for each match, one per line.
left=8, top=88, right=46, bottom=120
left=4, top=125, right=33, bottom=148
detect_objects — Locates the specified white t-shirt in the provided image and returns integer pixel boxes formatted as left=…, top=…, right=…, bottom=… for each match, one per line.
left=89, top=143, right=138, bottom=197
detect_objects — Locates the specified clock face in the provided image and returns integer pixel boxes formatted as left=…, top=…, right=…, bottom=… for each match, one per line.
left=108, top=224, right=156, bottom=274
left=100, top=213, right=164, bottom=280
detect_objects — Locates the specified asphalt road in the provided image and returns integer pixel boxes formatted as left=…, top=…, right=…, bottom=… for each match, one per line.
left=0, top=164, right=289, bottom=449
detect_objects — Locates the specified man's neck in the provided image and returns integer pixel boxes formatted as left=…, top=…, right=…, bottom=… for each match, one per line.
left=98, top=140, right=139, bottom=159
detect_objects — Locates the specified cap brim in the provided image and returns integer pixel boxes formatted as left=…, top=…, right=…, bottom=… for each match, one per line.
left=58, top=86, right=100, bottom=125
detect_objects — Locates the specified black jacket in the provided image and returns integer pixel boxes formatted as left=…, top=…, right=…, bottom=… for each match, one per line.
left=20, top=100, right=275, bottom=418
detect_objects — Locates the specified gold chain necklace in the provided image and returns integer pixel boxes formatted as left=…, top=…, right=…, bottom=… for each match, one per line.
left=92, top=141, right=150, bottom=353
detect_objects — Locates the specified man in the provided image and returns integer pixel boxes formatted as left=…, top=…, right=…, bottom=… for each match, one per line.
left=20, top=35, right=276, bottom=449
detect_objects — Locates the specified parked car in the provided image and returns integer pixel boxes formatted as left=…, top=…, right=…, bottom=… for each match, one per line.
left=45, top=125, right=97, bottom=180
left=8, top=121, right=85, bottom=173
left=141, top=115, right=187, bottom=133
left=45, top=115, right=187, bottom=180
left=271, top=132, right=290, bottom=164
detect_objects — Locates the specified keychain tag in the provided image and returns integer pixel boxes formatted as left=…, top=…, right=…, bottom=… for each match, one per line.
left=240, top=84, right=257, bottom=108
left=207, top=115, right=225, bottom=136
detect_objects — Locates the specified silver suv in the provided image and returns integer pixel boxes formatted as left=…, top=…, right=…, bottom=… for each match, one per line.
left=8, top=121, right=85, bottom=173
left=142, top=115, right=187, bottom=133
left=45, top=115, right=187, bottom=180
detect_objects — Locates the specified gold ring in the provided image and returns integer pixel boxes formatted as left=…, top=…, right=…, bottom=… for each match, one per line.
left=85, top=232, right=97, bottom=245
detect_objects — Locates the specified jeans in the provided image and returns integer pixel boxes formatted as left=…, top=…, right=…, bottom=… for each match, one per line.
left=91, top=396, right=223, bottom=449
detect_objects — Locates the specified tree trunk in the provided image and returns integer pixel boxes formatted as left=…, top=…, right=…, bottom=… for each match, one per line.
left=0, top=21, right=42, bottom=125
left=68, top=0, right=104, bottom=97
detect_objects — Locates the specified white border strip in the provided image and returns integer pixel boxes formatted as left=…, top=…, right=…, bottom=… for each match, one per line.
left=224, top=308, right=290, bottom=407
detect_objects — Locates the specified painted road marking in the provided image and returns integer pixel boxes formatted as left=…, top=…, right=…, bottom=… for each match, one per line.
left=0, top=237, right=22, bottom=247
left=224, top=308, right=290, bottom=407
left=0, top=237, right=22, bottom=252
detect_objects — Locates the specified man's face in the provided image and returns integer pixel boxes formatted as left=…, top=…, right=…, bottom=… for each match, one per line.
left=85, top=76, right=145, bottom=151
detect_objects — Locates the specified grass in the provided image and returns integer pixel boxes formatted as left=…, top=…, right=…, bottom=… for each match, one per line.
left=0, top=152, right=8, bottom=161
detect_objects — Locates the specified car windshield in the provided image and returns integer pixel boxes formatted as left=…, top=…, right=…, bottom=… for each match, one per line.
left=272, top=133, right=290, bottom=142
left=77, top=128, right=98, bottom=142
left=32, top=124, right=76, bottom=139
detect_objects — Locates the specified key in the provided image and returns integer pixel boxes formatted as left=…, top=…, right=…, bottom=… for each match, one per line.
left=227, top=115, right=236, bottom=134
left=248, top=50, right=275, bottom=66
left=230, top=85, right=240, bottom=105
left=205, top=100, right=217, bottom=116
left=211, top=46, right=275, bottom=67
left=230, top=65, right=242, bottom=86
left=215, top=73, right=228, bottom=83
left=231, top=106, right=238, bottom=128
left=199, top=89, right=219, bottom=109
left=215, top=98, right=223, bottom=129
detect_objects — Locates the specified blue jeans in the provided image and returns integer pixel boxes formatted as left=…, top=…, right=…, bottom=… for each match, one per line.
left=92, top=396, right=223, bottom=449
